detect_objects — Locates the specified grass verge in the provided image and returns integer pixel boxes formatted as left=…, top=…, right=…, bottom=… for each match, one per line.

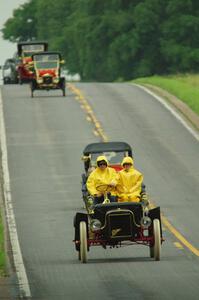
left=133, top=74, right=199, bottom=116
left=0, top=212, right=6, bottom=276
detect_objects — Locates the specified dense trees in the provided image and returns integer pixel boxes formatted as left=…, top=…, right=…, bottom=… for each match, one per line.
left=2, top=1, right=37, bottom=42
left=2, top=0, right=199, bottom=81
left=160, top=0, right=199, bottom=73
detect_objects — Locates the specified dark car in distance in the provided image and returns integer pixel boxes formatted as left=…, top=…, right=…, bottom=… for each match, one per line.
left=1, top=58, right=18, bottom=84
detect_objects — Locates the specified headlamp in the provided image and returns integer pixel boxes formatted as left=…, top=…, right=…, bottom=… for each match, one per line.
left=53, top=77, right=59, bottom=83
left=37, top=77, right=43, bottom=84
left=90, top=219, right=101, bottom=232
left=141, top=216, right=152, bottom=229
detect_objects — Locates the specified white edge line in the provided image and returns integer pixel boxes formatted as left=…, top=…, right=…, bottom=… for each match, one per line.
left=134, top=84, right=199, bottom=142
left=0, top=89, right=31, bottom=298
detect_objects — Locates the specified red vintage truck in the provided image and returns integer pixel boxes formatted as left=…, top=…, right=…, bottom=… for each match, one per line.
left=17, top=41, right=48, bottom=84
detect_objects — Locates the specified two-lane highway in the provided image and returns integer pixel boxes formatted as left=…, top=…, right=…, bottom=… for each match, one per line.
left=1, top=83, right=199, bottom=300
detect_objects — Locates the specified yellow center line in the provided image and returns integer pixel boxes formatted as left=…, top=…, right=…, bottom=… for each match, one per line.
left=67, top=83, right=108, bottom=142
left=162, top=215, right=199, bottom=256
left=150, top=201, right=199, bottom=256
left=67, top=83, right=199, bottom=257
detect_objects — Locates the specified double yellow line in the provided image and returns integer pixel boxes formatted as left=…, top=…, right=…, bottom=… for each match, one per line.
left=67, top=83, right=199, bottom=257
left=67, top=83, right=108, bottom=142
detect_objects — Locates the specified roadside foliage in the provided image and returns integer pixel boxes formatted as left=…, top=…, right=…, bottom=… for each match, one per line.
left=134, top=74, right=199, bottom=115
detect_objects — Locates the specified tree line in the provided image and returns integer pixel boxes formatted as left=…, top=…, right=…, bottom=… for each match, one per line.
left=2, top=0, right=199, bottom=81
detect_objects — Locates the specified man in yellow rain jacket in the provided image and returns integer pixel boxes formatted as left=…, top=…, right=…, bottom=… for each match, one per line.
left=117, top=156, right=144, bottom=203
left=86, top=155, right=118, bottom=205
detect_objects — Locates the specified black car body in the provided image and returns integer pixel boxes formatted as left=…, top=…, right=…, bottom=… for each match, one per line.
left=30, top=51, right=65, bottom=97
left=74, top=202, right=163, bottom=263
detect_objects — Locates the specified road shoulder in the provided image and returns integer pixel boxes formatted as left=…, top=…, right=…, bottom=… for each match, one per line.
left=0, top=192, right=13, bottom=299
left=140, top=84, right=199, bottom=131
left=0, top=277, right=12, bottom=299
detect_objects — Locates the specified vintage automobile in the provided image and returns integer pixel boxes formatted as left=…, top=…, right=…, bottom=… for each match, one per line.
left=73, top=192, right=163, bottom=263
left=17, top=41, right=48, bottom=84
left=1, top=58, right=18, bottom=84
left=81, top=142, right=146, bottom=211
left=30, top=51, right=66, bottom=97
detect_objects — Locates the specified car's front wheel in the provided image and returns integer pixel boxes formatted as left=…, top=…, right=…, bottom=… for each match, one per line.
left=79, top=221, right=88, bottom=263
left=153, top=219, right=161, bottom=261
left=60, top=77, right=66, bottom=96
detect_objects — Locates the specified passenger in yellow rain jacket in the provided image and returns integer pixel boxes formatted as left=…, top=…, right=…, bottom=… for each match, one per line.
left=117, top=156, right=143, bottom=203
left=86, top=155, right=118, bottom=205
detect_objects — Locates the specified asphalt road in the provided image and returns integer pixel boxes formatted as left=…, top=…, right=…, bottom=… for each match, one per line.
left=1, top=83, right=199, bottom=300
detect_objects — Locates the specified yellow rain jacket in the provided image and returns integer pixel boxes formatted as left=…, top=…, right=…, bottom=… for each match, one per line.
left=86, top=156, right=118, bottom=196
left=117, top=157, right=143, bottom=202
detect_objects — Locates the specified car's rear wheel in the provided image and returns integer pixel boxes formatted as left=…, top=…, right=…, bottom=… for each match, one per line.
left=153, top=219, right=161, bottom=261
left=30, top=82, right=34, bottom=98
left=19, top=76, right=23, bottom=85
left=80, top=221, right=88, bottom=263
left=31, top=88, right=34, bottom=98
left=61, top=78, right=66, bottom=96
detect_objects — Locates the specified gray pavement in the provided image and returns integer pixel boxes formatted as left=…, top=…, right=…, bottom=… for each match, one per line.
left=0, top=83, right=199, bottom=299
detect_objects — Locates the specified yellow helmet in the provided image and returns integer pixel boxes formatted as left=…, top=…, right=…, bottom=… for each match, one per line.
left=121, top=156, right=134, bottom=166
left=96, top=155, right=108, bottom=166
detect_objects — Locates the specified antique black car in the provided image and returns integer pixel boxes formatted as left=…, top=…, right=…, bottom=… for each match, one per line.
left=1, top=58, right=18, bottom=84
left=74, top=201, right=163, bottom=263
left=30, top=51, right=66, bottom=97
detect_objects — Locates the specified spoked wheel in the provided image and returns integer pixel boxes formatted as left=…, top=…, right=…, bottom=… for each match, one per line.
left=153, top=219, right=161, bottom=261
left=79, top=221, right=88, bottom=263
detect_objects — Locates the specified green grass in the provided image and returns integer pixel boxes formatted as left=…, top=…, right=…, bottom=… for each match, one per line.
left=133, top=74, right=199, bottom=115
left=0, top=213, right=6, bottom=275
